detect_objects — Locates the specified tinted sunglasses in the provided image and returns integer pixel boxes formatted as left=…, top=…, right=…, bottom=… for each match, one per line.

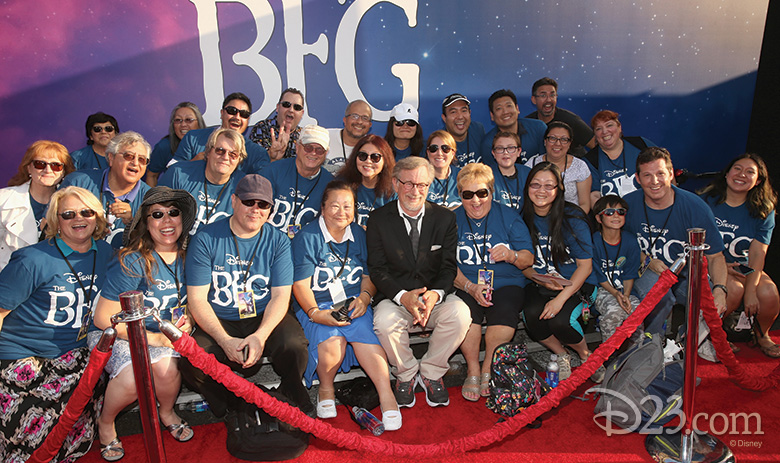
left=223, top=105, right=251, bottom=119
left=427, top=144, right=452, bottom=154
left=32, top=160, right=65, bottom=172
left=301, top=144, right=326, bottom=156
left=280, top=100, right=304, bottom=111
left=213, top=147, right=240, bottom=160
left=599, top=208, right=627, bottom=217
left=60, top=209, right=96, bottom=220
left=240, top=199, right=273, bottom=209
left=461, top=188, right=489, bottom=200
left=118, top=152, right=150, bottom=166
left=92, top=125, right=115, bottom=133
left=394, top=119, right=417, bottom=127
left=148, top=209, right=181, bottom=220
left=357, top=151, right=382, bottom=163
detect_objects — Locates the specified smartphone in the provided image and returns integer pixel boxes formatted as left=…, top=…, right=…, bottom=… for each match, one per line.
left=331, top=297, right=355, bottom=322
left=736, top=264, right=755, bottom=276
left=242, top=345, right=250, bottom=363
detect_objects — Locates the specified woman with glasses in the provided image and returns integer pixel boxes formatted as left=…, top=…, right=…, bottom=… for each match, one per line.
left=70, top=112, right=120, bottom=171
left=425, top=130, right=461, bottom=209
left=0, top=140, right=75, bottom=270
left=147, top=102, right=206, bottom=186
left=0, top=186, right=112, bottom=462
left=526, top=121, right=592, bottom=214
left=452, top=163, right=534, bottom=401
left=61, top=131, right=152, bottom=248
left=521, top=162, right=601, bottom=382
left=384, top=103, right=423, bottom=161
left=490, top=131, right=531, bottom=213
left=292, top=180, right=401, bottom=430
left=91, top=187, right=198, bottom=460
left=337, top=134, right=396, bottom=227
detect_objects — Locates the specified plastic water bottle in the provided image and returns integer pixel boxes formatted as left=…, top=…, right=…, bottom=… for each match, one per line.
left=350, top=406, right=385, bottom=436
left=181, top=400, right=209, bottom=412
left=547, top=354, right=560, bottom=388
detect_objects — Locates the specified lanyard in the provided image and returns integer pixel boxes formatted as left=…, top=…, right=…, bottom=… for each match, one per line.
left=465, top=210, right=490, bottom=269
left=500, top=170, right=520, bottom=210
left=230, top=227, right=265, bottom=287
left=544, top=154, right=569, bottom=182
left=155, top=251, right=183, bottom=308
left=642, top=195, right=675, bottom=255
left=54, top=241, right=97, bottom=307
left=203, top=177, right=230, bottom=221
left=434, top=174, right=451, bottom=205
left=327, top=240, right=351, bottom=279
left=292, top=171, right=322, bottom=218
left=600, top=236, right=622, bottom=289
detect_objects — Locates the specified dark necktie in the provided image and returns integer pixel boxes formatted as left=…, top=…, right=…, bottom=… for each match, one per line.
left=404, top=214, right=420, bottom=257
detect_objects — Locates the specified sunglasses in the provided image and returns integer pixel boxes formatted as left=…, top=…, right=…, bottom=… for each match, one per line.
left=599, top=208, right=627, bottom=217
left=528, top=182, right=558, bottom=191
left=92, top=125, right=115, bottom=133
left=240, top=199, right=273, bottom=209
left=118, top=152, right=150, bottom=166
left=223, top=105, right=251, bottom=119
left=213, top=147, right=240, bottom=160
left=357, top=151, right=382, bottom=163
left=301, top=144, right=326, bottom=156
left=148, top=209, right=181, bottom=220
left=60, top=209, right=96, bottom=220
left=394, top=119, right=417, bottom=127
left=461, top=188, right=490, bottom=200
left=427, top=144, right=452, bottom=154
left=280, top=100, right=304, bottom=111
left=32, top=160, right=65, bottom=172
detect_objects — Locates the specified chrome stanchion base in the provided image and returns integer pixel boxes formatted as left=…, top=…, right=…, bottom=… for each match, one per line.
left=645, top=431, right=735, bottom=463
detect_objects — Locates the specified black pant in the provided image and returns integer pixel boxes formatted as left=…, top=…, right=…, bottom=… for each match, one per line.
left=179, top=311, right=309, bottom=417
left=523, top=283, right=594, bottom=345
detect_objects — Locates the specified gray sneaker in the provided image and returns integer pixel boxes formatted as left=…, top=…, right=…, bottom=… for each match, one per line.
left=394, top=378, right=416, bottom=408
left=590, top=364, right=606, bottom=383
left=416, top=373, right=449, bottom=407
left=557, top=353, right=572, bottom=381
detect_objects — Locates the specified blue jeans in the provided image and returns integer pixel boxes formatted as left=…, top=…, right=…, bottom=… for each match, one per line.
left=633, top=270, right=689, bottom=336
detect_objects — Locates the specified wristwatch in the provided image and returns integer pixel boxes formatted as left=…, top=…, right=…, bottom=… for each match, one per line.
left=712, top=284, right=728, bottom=296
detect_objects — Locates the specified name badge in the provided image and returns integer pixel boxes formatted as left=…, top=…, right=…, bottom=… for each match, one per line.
left=237, top=291, right=257, bottom=319
left=327, top=279, right=347, bottom=304
left=478, top=269, right=494, bottom=302
left=77, top=310, right=92, bottom=341
left=172, top=305, right=187, bottom=324
left=638, top=254, right=652, bottom=277
left=287, top=224, right=301, bottom=239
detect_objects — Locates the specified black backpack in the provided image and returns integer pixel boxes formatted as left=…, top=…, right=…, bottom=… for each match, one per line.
left=225, top=386, right=309, bottom=461
left=485, top=342, right=551, bottom=418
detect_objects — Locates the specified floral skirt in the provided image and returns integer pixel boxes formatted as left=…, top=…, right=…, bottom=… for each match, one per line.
left=0, top=347, right=105, bottom=462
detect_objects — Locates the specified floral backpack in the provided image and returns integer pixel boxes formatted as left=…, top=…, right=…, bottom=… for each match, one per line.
left=485, top=342, right=551, bottom=418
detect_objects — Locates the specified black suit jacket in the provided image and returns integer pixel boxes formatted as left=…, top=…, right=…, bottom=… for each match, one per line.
left=366, top=200, right=458, bottom=303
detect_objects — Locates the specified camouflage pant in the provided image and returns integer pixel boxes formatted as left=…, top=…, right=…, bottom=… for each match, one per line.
left=595, top=287, right=641, bottom=342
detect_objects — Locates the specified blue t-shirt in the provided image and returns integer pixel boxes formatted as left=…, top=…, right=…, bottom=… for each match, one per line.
left=101, top=251, right=187, bottom=332
left=292, top=220, right=368, bottom=310
left=491, top=165, right=531, bottom=213
left=427, top=166, right=461, bottom=209
left=481, top=117, right=548, bottom=167
left=0, top=238, right=112, bottom=359
left=455, top=203, right=533, bottom=288
left=171, top=126, right=270, bottom=175
left=186, top=218, right=293, bottom=320
left=393, top=145, right=413, bottom=161
left=704, top=196, right=775, bottom=263
left=70, top=145, right=109, bottom=172
left=531, top=213, right=597, bottom=284
left=158, top=160, right=245, bottom=235
left=148, top=136, right=174, bottom=175
left=355, top=184, right=395, bottom=227
left=591, top=230, right=641, bottom=293
left=60, top=169, right=150, bottom=248
left=453, top=122, right=486, bottom=166
left=260, top=158, right=334, bottom=234
left=624, top=186, right=725, bottom=267
left=586, top=137, right=655, bottom=197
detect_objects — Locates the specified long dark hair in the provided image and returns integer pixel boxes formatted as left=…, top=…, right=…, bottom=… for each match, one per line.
left=384, top=117, right=423, bottom=157
left=337, top=134, right=395, bottom=199
left=522, top=162, right=588, bottom=268
left=168, top=102, right=205, bottom=154
left=698, top=153, right=777, bottom=219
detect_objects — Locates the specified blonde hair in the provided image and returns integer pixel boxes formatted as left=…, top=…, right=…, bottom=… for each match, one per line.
left=45, top=186, right=108, bottom=241
left=205, top=128, right=247, bottom=163
left=457, top=163, right=495, bottom=194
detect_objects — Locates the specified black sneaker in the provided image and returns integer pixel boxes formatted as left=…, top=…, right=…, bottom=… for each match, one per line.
left=416, top=374, right=449, bottom=407
left=394, top=378, right=416, bottom=408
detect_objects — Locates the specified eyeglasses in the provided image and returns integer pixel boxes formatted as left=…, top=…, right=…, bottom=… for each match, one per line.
left=148, top=209, right=181, bottom=220
left=59, top=209, right=96, bottom=220
left=213, top=147, right=240, bottom=160
left=32, top=160, right=65, bottom=172
left=599, top=208, right=627, bottom=217
left=357, top=151, right=382, bottom=163
left=346, top=113, right=370, bottom=122
left=396, top=178, right=429, bottom=191
left=427, top=144, right=452, bottom=154
left=528, top=182, right=558, bottom=191
left=280, top=100, right=304, bottom=111
left=394, top=119, right=417, bottom=127
left=173, top=117, right=197, bottom=125
left=461, top=188, right=490, bottom=200
left=534, top=92, right=557, bottom=100
left=545, top=136, right=572, bottom=145
left=223, top=105, right=251, bottom=119
left=117, top=152, right=150, bottom=165
left=240, top=199, right=273, bottom=209
left=492, top=145, right=519, bottom=154
left=301, top=144, right=326, bottom=156
left=92, top=125, right=115, bottom=133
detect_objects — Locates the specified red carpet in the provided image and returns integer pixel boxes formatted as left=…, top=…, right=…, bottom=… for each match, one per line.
left=77, top=340, right=780, bottom=463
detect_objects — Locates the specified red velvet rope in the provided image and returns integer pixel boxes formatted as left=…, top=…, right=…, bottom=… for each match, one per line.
left=172, top=269, right=677, bottom=457
left=698, top=257, right=780, bottom=390
left=27, top=347, right=112, bottom=463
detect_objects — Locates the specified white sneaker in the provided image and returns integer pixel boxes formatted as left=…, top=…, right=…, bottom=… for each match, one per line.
left=382, top=409, right=402, bottom=431
left=316, top=397, right=337, bottom=419
left=557, top=353, right=572, bottom=381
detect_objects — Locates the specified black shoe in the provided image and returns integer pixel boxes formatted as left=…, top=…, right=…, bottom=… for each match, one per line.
left=416, top=373, right=449, bottom=407
left=394, top=378, right=416, bottom=408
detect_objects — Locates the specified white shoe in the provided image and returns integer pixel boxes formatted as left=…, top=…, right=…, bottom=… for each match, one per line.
left=382, top=409, right=402, bottom=431
left=316, top=397, right=337, bottom=419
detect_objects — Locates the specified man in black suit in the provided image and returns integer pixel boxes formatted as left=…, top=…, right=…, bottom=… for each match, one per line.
left=367, top=156, right=470, bottom=408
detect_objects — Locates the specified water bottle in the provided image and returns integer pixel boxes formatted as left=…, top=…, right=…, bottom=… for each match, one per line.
left=181, top=400, right=209, bottom=412
left=547, top=354, right=559, bottom=388
left=350, top=406, right=385, bottom=436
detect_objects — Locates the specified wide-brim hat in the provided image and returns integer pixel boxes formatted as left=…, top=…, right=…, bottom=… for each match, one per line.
left=123, top=186, right=197, bottom=247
